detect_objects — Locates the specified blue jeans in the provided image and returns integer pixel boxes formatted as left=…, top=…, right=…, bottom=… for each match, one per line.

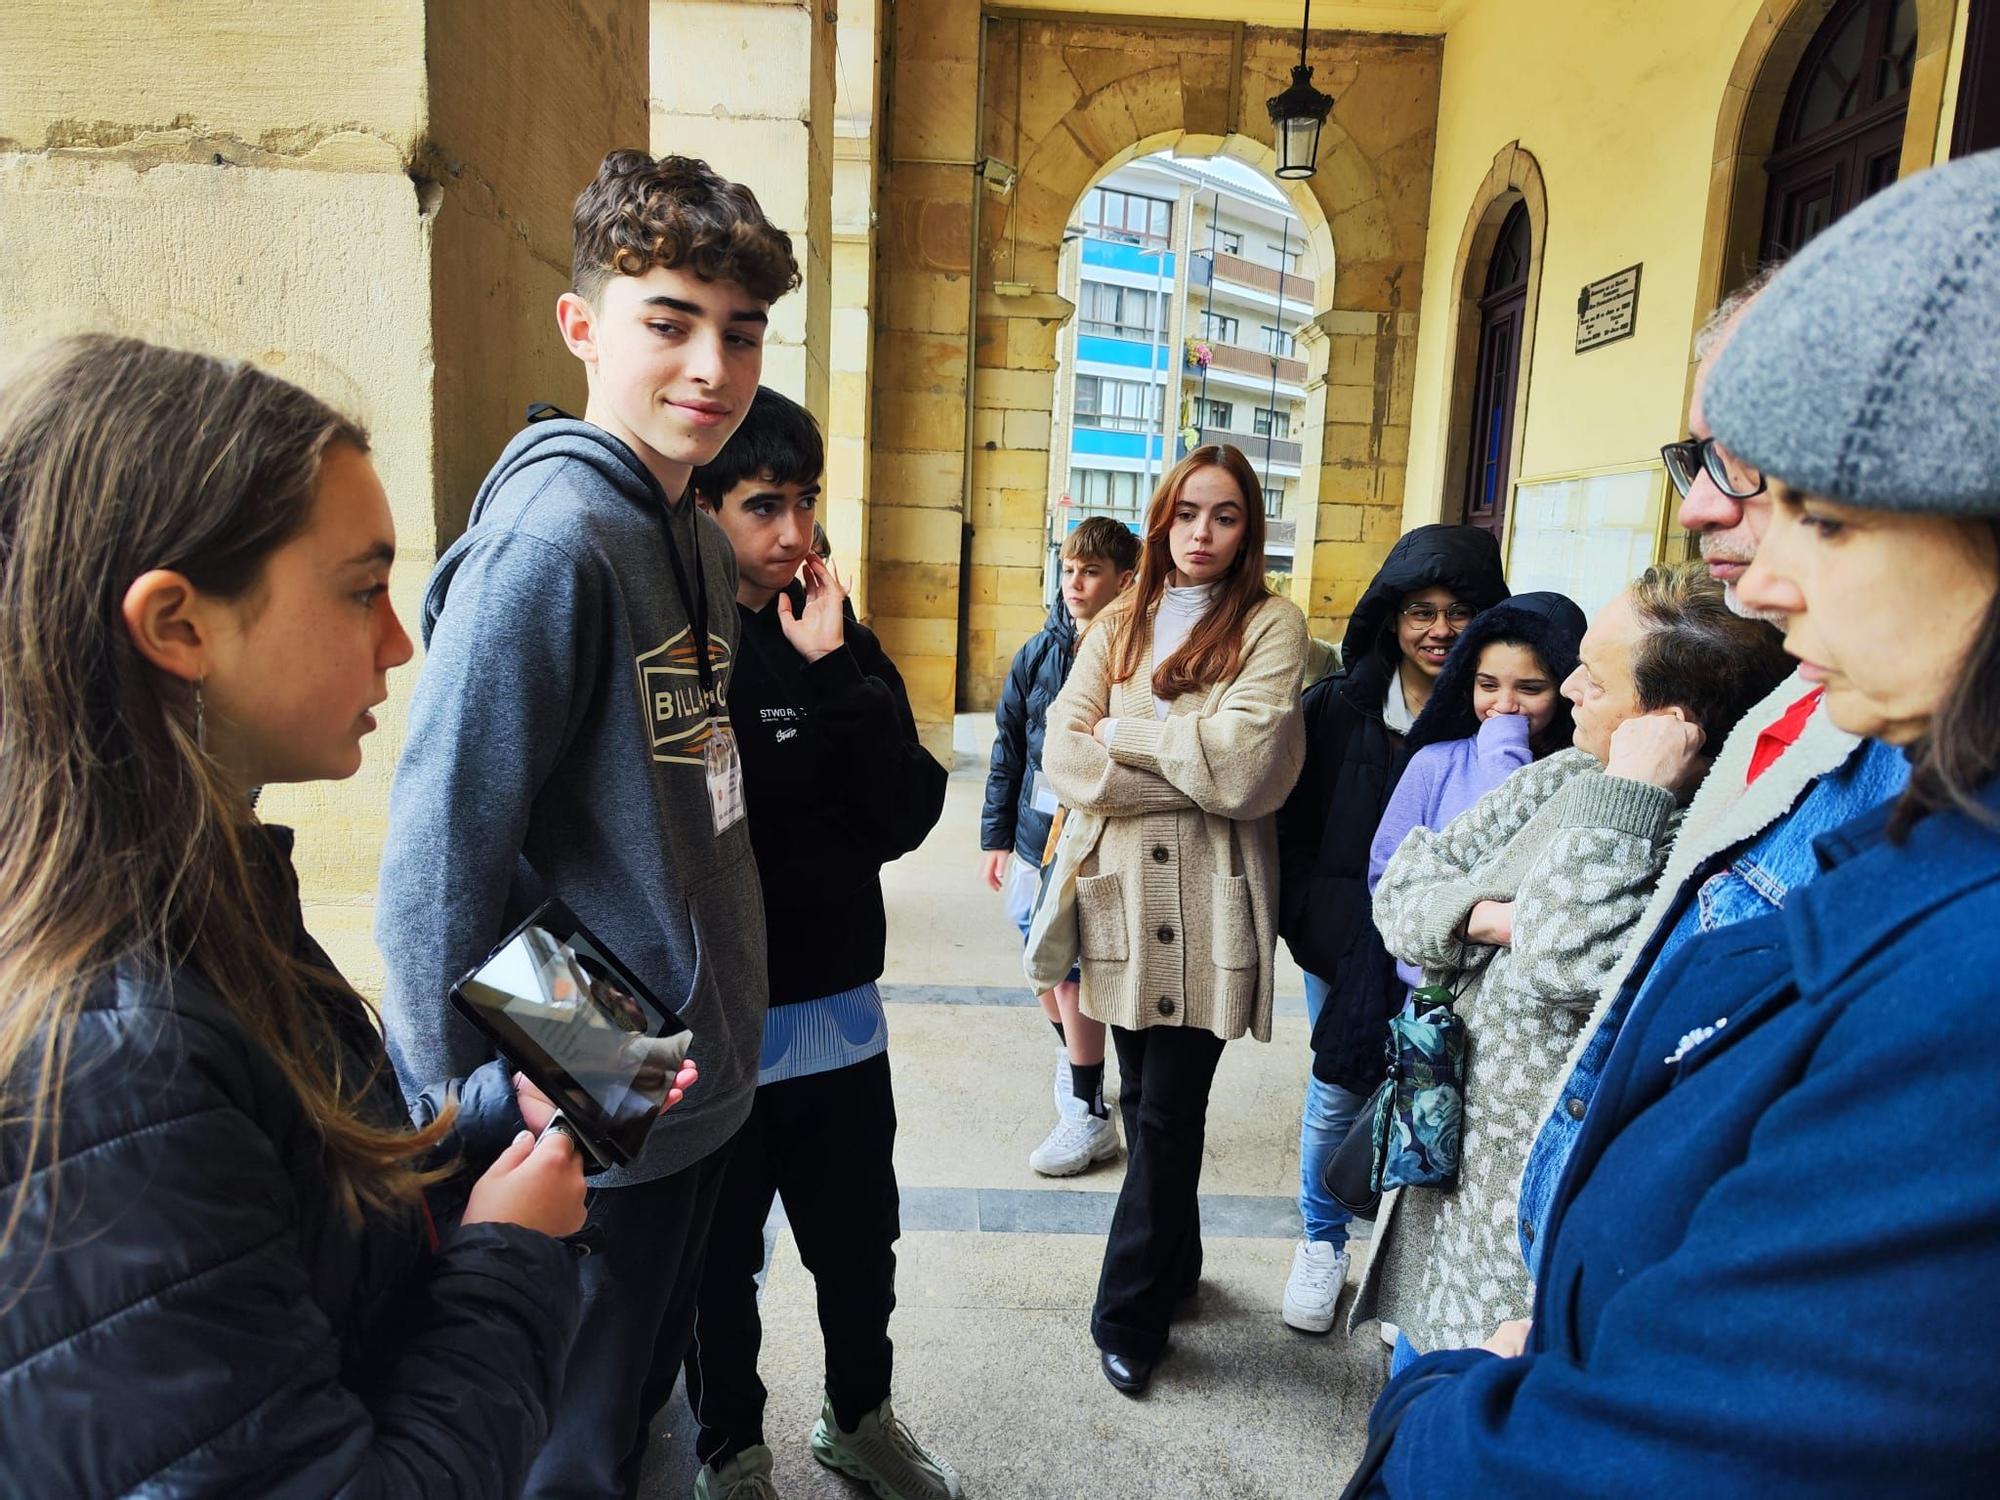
left=1299, top=972, right=1370, bottom=1248
left=1391, top=1329, right=1421, bottom=1377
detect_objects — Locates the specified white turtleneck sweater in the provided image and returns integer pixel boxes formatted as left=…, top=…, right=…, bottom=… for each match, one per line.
left=1098, top=581, right=1220, bottom=745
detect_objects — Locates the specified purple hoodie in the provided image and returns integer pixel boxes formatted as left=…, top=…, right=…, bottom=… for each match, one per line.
left=1366, top=712, right=1533, bottom=993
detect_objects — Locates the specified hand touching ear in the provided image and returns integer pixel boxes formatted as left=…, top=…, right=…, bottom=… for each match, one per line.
left=777, top=554, right=849, bottom=663
left=1605, top=708, right=1707, bottom=793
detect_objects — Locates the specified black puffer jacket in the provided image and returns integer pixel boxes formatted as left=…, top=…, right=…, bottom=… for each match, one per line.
left=1276, top=525, right=1510, bottom=1092
left=981, top=603, right=1078, bottom=862
left=0, top=828, right=581, bottom=1497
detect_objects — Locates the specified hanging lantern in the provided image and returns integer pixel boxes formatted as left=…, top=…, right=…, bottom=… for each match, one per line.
left=1267, top=0, right=1334, bottom=181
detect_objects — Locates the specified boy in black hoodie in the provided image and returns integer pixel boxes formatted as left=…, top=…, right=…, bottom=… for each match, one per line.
left=686, top=389, right=957, bottom=1500
left=378, top=152, right=798, bottom=1498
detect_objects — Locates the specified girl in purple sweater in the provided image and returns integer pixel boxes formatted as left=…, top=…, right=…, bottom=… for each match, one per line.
left=1366, top=592, right=1587, bottom=994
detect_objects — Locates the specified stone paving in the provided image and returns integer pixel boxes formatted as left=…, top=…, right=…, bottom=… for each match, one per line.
left=640, top=718, right=1386, bottom=1498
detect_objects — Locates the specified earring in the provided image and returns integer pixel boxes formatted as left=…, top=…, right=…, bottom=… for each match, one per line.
left=194, top=678, right=206, bottom=751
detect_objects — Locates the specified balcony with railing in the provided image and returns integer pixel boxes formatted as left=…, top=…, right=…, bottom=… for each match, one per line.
left=1191, top=251, right=1314, bottom=307
left=1194, top=339, right=1308, bottom=387
left=1187, top=428, right=1303, bottom=468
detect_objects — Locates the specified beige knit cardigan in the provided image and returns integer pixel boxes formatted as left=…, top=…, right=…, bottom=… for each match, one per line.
left=1042, top=592, right=1308, bottom=1041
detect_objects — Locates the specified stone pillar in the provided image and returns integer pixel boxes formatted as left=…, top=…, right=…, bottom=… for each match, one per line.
left=869, top=0, right=982, bottom=759
left=651, top=0, right=835, bottom=426
left=0, top=0, right=649, bottom=988
left=829, top=0, right=883, bottom=612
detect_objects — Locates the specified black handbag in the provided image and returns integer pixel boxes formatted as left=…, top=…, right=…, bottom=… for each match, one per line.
left=1323, top=1078, right=1391, bottom=1220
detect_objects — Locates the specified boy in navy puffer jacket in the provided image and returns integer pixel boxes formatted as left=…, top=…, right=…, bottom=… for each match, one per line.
left=979, top=515, right=1137, bottom=1176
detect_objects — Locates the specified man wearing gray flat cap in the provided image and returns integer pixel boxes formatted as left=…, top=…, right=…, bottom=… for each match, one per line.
left=1342, top=148, right=2000, bottom=1500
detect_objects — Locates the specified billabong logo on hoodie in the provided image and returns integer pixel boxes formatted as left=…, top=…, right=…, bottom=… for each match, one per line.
left=635, top=628, right=734, bottom=764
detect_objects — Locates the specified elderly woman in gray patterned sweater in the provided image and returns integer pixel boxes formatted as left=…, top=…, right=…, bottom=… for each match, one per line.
left=1350, top=561, right=1792, bottom=1364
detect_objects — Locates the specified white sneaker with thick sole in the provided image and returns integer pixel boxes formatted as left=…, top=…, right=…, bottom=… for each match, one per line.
left=1379, top=1321, right=1401, bottom=1348
left=1028, top=1110, right=1118, bottom=1176
left=1281, top=1238, right=1348, bottom=1333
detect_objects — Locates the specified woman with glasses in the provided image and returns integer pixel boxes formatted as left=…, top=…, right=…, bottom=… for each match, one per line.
left=1272, top=525, right=1509, bottom=1334
left=1354, top=562, right=1791, bottom=1371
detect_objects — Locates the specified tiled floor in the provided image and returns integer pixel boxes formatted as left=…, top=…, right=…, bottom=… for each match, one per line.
left=638, top=720, right=1386, bottom=1498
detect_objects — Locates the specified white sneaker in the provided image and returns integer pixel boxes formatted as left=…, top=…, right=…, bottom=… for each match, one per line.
left=1379, top=1321, right=1401, bottom=1348
left=1028, top=1110, right=1118, bottom=1176
left=1281, top=1238, right=1348, bottom=1333
left=1054, top=1050, right=1085, bottom=1120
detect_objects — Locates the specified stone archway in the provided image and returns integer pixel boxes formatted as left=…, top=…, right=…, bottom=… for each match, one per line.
left=1430, top=142, right=1549, bottom=550
left=951, top=15, right=1443, bottom=712
left=987, top=128, right=1340, bottom=708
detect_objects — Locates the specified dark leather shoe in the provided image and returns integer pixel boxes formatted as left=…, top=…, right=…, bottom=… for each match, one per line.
left=1101, top=1349, right=1154, bottom=1396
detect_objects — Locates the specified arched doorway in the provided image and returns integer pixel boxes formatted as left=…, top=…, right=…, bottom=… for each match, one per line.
left=1761, top=0, right=1919, bottom=260
left=1460, top=201, right=1530, bottom=537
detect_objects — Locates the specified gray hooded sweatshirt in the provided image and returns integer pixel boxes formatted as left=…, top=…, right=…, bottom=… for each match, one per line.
left=378, top=416, right=768, bottom=1188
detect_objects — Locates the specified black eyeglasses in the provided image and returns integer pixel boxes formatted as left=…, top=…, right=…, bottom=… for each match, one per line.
left=1400, top=601, right=1478, bottom=628
left=1661, top=436, right=1767, bottom=500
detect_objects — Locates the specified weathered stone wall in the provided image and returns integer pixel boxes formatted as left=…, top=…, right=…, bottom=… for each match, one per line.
left=652, top=0, right=835, bottom=426
left=869, top=10, right=1441, bottom=739
left=0, top=0, right=647, bottom=988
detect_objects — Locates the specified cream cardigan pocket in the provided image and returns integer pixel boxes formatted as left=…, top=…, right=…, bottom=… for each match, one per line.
left=1211, top=873, right=1257, bottom=969
left=1076, top=872, right=1130, bottom=960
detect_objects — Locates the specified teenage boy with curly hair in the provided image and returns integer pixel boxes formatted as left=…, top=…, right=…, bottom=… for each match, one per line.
left=378, top=150, right=799, bottom=1498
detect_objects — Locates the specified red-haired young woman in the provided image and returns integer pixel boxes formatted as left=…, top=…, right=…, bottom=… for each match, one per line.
left=1043, top=445, right=1308, bottom=1394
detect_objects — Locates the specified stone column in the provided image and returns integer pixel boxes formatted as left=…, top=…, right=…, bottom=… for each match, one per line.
left=829, top=0, right=883, bottom=611
left=651, top=0, right=835, bottom=426
left=0, top=0, right=649, bottom=987
left=868, top=0, right=982, bottom=759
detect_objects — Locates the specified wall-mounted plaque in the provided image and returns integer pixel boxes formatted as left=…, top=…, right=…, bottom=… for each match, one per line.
left=1575, top=263, right=1642, bottom=352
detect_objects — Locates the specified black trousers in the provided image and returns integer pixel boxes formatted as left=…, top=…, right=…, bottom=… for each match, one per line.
left=523, top=1143, right=735, bottom=1499
left=1092, top=1022, right=1227, bottom=1361
left=683, top=1051, right=902, bottom=1466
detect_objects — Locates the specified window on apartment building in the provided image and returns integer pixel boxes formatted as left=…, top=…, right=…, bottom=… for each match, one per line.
left=1266, top=241, right=1303, bottom=272
left=1069, top=468, right=1146, bottom=515
left=1261, top=482, right=1285, bottom=518
left=1259, top=325, right=1297, bottom=358
left=1217, top=230, right=1243, bottom=255
left=1201, top=311, right=1240, bottom=343
left=1081, top=187, right=1173, bottom=246
left=1252, top=407, right=1291, bottom=439
left=1075, top=375, right=1160, bottom=432
left=1078, top=283, right=1169, bottom=341
left=1202, top=399, right=1234, bottom=428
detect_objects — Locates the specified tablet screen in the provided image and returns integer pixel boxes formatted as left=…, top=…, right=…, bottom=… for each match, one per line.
left=455, top=913, right=691, bottom=1165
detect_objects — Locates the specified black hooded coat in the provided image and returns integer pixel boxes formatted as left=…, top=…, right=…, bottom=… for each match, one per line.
left=1275, top=525, right=1510, bottom=1092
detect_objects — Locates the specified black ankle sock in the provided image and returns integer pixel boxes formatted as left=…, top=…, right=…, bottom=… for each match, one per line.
left=1071, top=1061, right=1108, bottom=1118
left=1051, top=1019, right=1067, bottom=1045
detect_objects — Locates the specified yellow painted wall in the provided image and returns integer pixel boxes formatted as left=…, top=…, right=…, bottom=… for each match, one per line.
left=1404, top=0, right=1769, bottom=529
left=1403, top=0, right=1974, bottom=541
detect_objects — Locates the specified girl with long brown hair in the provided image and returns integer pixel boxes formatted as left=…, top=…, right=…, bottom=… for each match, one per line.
left=1042, top=444, right=1308, bottom=1395
left=0, top=336, right=688, bottom=1495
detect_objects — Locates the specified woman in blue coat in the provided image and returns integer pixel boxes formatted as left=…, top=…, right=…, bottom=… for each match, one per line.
left=0, top=337, right=694, bottom=1497
left=1346, top=150, right=2000, bottom=1497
